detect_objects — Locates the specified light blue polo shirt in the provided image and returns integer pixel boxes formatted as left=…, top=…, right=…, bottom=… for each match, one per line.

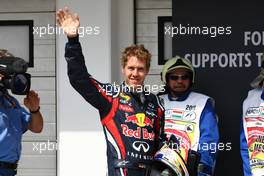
left=0, top=91, right=31, bottom=163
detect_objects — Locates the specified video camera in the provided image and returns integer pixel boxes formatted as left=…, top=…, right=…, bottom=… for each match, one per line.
left=0, top=56, right=31, bottom=95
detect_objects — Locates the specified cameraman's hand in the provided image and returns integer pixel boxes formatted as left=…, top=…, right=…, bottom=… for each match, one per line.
left=56, top=7, right=80, bottom=38
left=25, top=90, right=43, bottom=133
left=24, top=90, right=40, bottom=112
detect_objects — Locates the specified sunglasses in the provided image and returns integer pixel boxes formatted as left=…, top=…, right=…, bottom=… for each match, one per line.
left=168, top=75, right=190, bottom=81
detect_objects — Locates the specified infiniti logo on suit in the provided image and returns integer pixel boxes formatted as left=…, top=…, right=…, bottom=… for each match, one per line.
left=132, top=141, right=150, bottom=153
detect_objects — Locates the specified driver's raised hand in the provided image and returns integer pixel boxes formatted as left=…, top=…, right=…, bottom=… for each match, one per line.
left=56, top=7, right=80, bottom=38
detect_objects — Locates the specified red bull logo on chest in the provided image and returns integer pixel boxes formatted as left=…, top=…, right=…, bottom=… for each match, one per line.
left=125, top=113, right=153, bottom=127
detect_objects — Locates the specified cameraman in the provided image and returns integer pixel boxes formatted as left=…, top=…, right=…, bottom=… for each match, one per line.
left=0, top=49, right=43, bottom=176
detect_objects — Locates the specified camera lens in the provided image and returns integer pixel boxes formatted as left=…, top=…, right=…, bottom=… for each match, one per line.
left=13, top=74, right=28, bottom=92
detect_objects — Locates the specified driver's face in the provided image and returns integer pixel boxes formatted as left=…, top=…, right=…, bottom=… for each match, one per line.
left=122, top=56, right=149, bottom=88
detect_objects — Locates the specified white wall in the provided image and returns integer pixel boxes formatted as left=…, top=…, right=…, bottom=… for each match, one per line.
left=56, top=0, right=110, bottom=175
left=57, top=0, right=133, bottom=176
left=136, top=0, right=172, bottom=86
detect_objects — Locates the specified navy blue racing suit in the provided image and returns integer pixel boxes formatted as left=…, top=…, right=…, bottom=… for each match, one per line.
left=64, top=36, right=164, bottom=176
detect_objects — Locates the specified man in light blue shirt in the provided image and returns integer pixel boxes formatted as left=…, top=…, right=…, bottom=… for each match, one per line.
left=0, top=49, right=44, bottom=176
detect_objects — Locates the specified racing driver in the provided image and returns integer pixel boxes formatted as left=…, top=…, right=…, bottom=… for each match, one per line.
left=57, top=7, right=164, bottom=176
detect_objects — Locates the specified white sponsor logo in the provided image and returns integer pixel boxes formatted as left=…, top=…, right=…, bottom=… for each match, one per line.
left=246, top=107, right=260, bottom=117
left=132, top=141, right=150, bottom=153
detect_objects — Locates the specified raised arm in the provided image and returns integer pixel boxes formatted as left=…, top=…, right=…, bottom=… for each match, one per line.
left=56, top=7, right=112, bottom=116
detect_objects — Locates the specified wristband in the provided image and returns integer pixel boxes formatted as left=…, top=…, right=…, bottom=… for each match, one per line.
left=30, top=106, right=40, bottom=114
